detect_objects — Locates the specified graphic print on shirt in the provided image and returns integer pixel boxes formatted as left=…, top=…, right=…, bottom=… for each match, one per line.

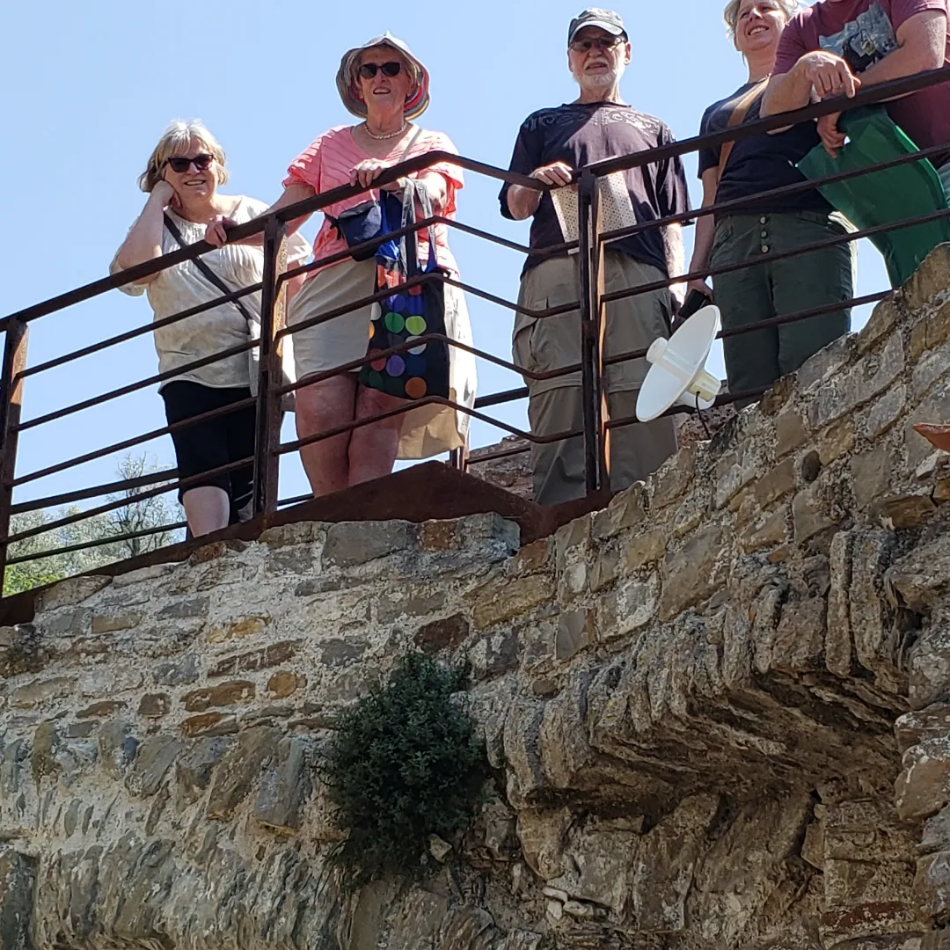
left=818, top=1, right=898, bottom=73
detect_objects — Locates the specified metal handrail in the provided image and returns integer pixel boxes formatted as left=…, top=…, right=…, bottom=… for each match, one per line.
left=2, top=62, right=949, bottom=588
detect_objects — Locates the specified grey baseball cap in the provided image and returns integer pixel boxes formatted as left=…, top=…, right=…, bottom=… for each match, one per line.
left=568, top=8, right=627, bottom=43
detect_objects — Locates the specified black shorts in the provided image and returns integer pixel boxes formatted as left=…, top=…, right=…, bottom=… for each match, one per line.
left=161, top=381, right=256, bottom=521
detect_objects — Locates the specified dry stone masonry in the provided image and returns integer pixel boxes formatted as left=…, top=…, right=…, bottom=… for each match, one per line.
left=5, top=247, right=950, bottom=949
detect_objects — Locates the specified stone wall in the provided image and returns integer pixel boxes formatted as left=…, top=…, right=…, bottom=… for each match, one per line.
left=4, top=247, right=950, bottom=949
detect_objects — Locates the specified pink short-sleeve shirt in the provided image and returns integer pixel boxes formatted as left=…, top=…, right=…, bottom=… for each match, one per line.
left=284, top=125, right=464, bottom=275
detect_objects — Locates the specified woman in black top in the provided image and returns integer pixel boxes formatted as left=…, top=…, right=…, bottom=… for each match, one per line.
left=687, top=0, right=854, bottom=403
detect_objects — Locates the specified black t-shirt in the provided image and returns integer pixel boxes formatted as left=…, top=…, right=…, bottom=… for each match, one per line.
left=697, top=84, right=831, bottom=214
left=499, top=102, right=691, bottom=275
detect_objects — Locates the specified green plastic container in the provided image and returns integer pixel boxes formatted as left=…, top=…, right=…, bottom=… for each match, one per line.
left=797, top=106, right=950, bottom=288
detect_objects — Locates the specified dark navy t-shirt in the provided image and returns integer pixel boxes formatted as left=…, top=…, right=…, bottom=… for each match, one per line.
left=500, top=102, right=691, bottom=275
left=697, top=84, right=831, bottom=215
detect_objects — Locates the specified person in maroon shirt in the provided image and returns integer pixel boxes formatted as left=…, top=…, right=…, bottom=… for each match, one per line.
left=500, top=8, right=691, bottom=507
left=762, top=0, right=950, bottom=195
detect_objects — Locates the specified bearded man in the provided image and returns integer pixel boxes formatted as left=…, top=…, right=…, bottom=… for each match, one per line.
left=500, top=8, right=692, bottom=506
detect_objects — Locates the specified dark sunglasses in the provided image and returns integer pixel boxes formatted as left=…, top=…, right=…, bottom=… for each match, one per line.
left=358, top=61, right=402, bottom=79
left=164, top=153, right=214, bottom=173
left=569, top=35, right=625, bottom=52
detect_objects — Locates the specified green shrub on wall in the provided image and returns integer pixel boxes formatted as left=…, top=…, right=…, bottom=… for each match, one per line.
left=321, top=651, right=488, bottom=889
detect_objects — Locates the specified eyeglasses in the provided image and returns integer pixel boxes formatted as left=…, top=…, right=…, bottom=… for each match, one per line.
left=164, top=153, right=214, bottom=173
left=569, top=36, right=625, bottom=52
left=358, top=61, right=402, bottom=79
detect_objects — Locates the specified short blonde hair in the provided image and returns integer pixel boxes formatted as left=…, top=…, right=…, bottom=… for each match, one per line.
left=138, top=119, right=229, bottom=193
left=723, top=0, right=800, bottom=38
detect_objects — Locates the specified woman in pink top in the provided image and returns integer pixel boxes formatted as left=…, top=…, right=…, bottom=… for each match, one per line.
left=208, top=33, right=476, bottom=498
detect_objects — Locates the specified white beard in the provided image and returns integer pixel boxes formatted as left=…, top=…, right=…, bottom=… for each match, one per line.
left=573, top=61, right=626, bottom=92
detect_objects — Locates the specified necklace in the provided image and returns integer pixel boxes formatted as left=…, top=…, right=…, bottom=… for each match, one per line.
left=362, top=121, right=407, bottom=141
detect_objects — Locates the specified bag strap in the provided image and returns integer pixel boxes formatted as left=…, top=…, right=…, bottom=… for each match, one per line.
left=717, top=79, right=768, bottom=182
left=163, top=212, right=256, bottom=326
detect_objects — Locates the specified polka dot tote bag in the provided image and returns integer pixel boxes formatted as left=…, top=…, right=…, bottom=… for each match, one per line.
left=359, top=182, right=450, bottom=401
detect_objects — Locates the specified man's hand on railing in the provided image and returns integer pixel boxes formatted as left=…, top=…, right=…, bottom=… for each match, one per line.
left=817, top=112, right=847, bottom=158
left=799, top=50, right=861, bottom=100
left=506, top=162, right=574, bottom=220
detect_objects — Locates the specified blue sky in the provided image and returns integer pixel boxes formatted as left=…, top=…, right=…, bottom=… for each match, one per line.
left=1, top=0, right=888, bottom=513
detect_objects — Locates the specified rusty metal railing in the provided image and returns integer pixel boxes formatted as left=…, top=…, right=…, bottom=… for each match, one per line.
left=2, top=63, right=949, bottom=586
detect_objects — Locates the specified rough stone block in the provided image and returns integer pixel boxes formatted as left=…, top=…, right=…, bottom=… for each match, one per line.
left=175, top=736, right=231, bottom=800
left=76, top=701, right=126, bottom=719
left=180, top=713, right=233, bottom=738
left=182, top=681, right=255, bottom=712
left=10, top=676, right=76, bottom=710
left=827, top=531, right=854, bottom=678
left=206, top=615, right=272, bottom=644
left=591, top=482, right=647, bottom=539
left=852, top=444, right=898, bottom=510
left=377, top=589, right=447, bottom=624
left=125, top=735, right=182, bottom=798
left=861, top=384, right=908, bottom=440
left=859, top=296, right=903, bottom=354
left=30, top=722, right=59, bottom=785
left=91, top=611, right=142, bottom=635
left=817, top=419, right=856, bottom=466
left=659, top=526, right=729, bottom=620
left=798, top=334, right=855, bottom=393
left=0, top=850, right=36, bottom=950
left=652, top=445, right=697, bottom=509
left=597, top=573, right=660, bottom=639
left=209, top=641, right=300, bottom=678
left=897, top=740, right=950, bottom=821
left=872, top=492, right=937, bottom=530
left=0, top=626, right=45, bottom=679
left=265, top=671, right=307, bottom=699
left=809, top=334, right=905, bottom=429
left=469, top=574, right=551, bottom=630
left=776, top=405, right=809, bottom=457
left=904, top=246, right=950, bottom=325
left=739, top=506, right=789, bottom=553
left=771, top=597, right=826, bottom=673
left=155, top=597, right=210, bottom=621
left=137, top=694, right=169, bottom=719
left=915, top=341, right=950, bottom=400
left=257, top=521, right=325, bottom=548
left=206, top=726, right=281, bottom=820
left=715, top=441, right=761, bottom=509
left=322, top=520, right=412, bottom=567
left=792, top=480, right=837, bottom=543
left=755, top=458, right=797, bottom=508
left=152, top=654, right=200, bottom=687
left=252, top=736, right=311, bottom=832
left=413, top=614, right=470, bottom=654
left=623, top=530, right=666, bottom=572
left=34, top=575, right=112, bottom=613
left=555, top=610, right=594, bottom=662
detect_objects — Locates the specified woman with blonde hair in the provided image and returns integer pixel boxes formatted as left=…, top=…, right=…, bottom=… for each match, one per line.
left=686, top=0, right=854, bottom=403
left=206, top=34, right=476, bottom=498
left=112, top=120, right=310, bottom=536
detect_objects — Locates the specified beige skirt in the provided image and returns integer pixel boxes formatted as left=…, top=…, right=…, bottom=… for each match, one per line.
left=288, top=258, right=477, bottom=460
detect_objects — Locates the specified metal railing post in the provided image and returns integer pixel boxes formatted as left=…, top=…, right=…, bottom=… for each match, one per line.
left=253, top=216, right=285, bottom=515
left=577, top=170, right=608, bottom=495
left=0, top=318, right=29, bottom=582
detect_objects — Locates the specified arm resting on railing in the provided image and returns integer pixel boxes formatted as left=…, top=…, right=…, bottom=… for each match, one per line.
left=206, top=183, right=315, bottom=249
left=505, top=164, right=571, bottom=220
left=114, top=182, right=177, bottom=281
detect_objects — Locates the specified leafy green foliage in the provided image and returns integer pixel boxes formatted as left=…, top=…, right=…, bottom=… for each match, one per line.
left=321, top=652, right=488, bottom=889
left=3, top=453, right=185, bottom=596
